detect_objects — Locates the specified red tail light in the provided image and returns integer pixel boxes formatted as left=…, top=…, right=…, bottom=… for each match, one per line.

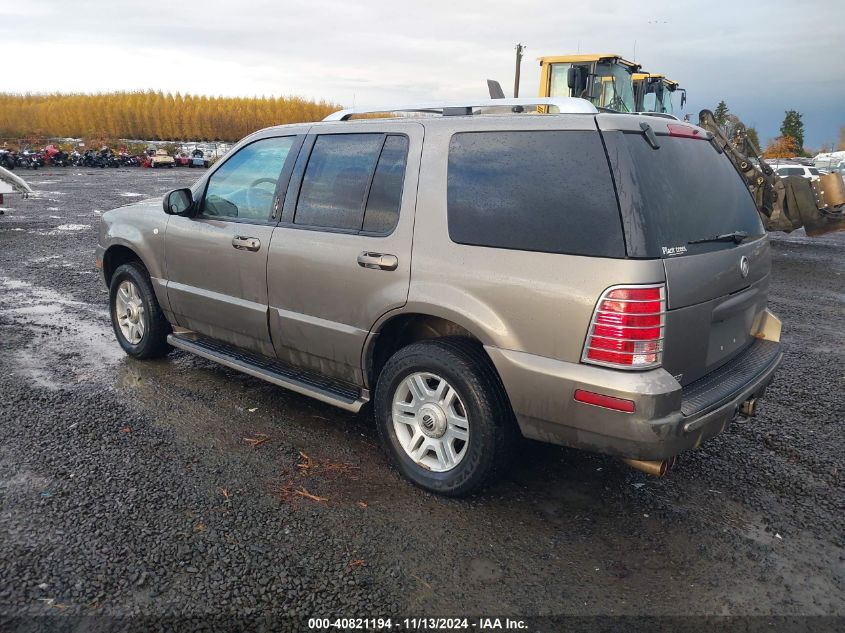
left=582, top=284, right=666, bottom=369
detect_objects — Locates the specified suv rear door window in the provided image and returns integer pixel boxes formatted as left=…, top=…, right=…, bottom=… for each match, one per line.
left=201, top=136, right=295, bottom=222
left=618, top=134, right=764, bottom=257
left=447, top=131, right=625, bottom=257
left=295, top=134, right=383, bottom=230
left=362, top=135, right=409, bottom=234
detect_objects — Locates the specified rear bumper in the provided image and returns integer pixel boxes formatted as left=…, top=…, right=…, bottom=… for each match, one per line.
left=486, top=338, right=783, bottom=461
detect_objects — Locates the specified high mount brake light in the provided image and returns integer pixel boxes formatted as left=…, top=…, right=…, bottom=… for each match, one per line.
left=582, top=284, right=666, bottom=369
left=667, top=124, right=705, bottom=139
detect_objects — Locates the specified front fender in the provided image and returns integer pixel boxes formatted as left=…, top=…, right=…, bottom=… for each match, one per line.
left=99, top=201, right=171, bottom=311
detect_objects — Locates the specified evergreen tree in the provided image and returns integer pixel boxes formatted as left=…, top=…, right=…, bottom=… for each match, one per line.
left=714, top=100, right=730, bottom=126
left=779, top=110, right=805, bottom=154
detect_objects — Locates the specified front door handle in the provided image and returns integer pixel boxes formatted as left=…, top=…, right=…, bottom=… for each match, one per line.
left=357, top=251, right=398, bottom=271
left=232, top=236, right=261, bottom=252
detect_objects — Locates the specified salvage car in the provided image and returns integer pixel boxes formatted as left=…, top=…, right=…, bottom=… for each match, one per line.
left=189, top=149, right=209, bottom=168
left=96, top=97, right=783, bottom=495
left=150, top=149, right=175, bottom=168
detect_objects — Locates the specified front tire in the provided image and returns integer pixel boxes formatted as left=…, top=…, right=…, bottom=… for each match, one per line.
left=374, top=338, right=516, bottom=496
left=109, top=262, right=172, bottom=359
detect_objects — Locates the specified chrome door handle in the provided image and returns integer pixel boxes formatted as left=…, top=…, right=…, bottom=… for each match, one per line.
left=232, top=236, right=261, bottom=252
left=357, top=251, right=398, bottom=271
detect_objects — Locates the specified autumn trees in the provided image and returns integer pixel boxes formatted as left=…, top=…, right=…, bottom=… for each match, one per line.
left=763, top=110, right=808, bottom=158
left=762, top=135, right=798, bottom=159
left=0, top=91, right=340, bottom=143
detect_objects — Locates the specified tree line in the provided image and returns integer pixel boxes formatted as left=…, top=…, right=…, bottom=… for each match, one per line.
left=713, top=100, right=845, bottom=158
left=0, top=91, right=341, bottom=143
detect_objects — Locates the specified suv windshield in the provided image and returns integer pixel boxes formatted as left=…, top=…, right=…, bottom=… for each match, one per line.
left=617, top=134, right=765, bottom=258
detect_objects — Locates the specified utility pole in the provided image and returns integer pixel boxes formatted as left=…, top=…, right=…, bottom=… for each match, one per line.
left=514, top=43, right=525, bottom=98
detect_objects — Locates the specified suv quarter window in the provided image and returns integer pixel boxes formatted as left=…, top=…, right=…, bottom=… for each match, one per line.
left=292, top=133, right=409, bottom=233
left=447, top=130, right=625, bottom=257
left=199, top=136, right=296, bottom=223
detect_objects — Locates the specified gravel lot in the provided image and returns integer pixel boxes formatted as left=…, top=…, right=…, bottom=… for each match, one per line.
left=0, top=167, right=843, bottom=628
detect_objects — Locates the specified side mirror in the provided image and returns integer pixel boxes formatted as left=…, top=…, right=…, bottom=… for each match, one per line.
left=567, top=66, right=586, bottom=91
left=567, top=65, right=592, bottom=98
left=163, top=188, right=193, bottom=215
left=680, top=90, right=687, bottom=109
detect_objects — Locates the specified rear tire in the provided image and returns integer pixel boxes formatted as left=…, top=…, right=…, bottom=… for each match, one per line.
left=109, top=262, right=172, bottom=359
left=374, top=337, right=517, bottom=496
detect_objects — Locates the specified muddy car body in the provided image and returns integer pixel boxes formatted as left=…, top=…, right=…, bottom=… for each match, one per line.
left=96, top=97, right=783, bottom=495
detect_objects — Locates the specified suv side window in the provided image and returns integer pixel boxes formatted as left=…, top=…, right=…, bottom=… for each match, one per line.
left=295, top=134, right=383, bottom=230
left=294, top=134, right=408, bottom=233
left=363, top=135, right=409, bottom=233
left=201, top=136, right=295, bottom=222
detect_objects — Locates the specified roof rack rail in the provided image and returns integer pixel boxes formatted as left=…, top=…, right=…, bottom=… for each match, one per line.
left=323, top=97, right=598, bottom=121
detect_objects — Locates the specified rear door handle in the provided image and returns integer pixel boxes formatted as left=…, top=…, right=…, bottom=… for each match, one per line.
left=232, top=236, right=261, bottom=252
left=357, top=251, right=398, bottom=271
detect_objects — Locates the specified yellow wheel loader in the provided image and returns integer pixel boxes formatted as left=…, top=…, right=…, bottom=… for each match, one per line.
left=537, top=54, right=640, bottom=112
left=633, top=73, right=686, bottom=115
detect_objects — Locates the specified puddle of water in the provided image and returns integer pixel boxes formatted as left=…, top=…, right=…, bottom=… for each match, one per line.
left=0, top=277, right=125, bottom=389
left=55, top=224, right=89, bottom=231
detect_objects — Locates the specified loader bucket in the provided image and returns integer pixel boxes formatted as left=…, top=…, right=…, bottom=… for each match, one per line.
left=780, top=176, right=845, bottom=237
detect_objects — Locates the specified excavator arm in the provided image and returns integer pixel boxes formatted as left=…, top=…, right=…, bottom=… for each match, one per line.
left=698, top=109, right=845, bottom=236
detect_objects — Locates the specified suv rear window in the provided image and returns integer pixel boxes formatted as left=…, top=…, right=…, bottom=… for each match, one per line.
left=447, top=131, right=625, bottom=258
left=619, top=134, right=764, bottom=257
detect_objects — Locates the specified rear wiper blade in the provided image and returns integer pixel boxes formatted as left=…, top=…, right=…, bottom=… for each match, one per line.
left=688, top=231, right=749, bottom=245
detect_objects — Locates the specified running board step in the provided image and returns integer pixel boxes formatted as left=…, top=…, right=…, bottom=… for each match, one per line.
left=167, top=333, right=368, bottom=412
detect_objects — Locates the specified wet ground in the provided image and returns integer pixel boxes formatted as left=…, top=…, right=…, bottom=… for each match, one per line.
left=0, top=167, right=843, bottom=626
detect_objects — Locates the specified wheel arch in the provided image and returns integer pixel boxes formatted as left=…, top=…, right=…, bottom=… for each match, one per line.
left=363, top=310, right=497, bottom=389
left=102, top=243, right=150, bottom=288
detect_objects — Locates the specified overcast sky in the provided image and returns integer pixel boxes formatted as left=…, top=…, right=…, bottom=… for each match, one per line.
left=2, top=0, right=843, bottom=149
